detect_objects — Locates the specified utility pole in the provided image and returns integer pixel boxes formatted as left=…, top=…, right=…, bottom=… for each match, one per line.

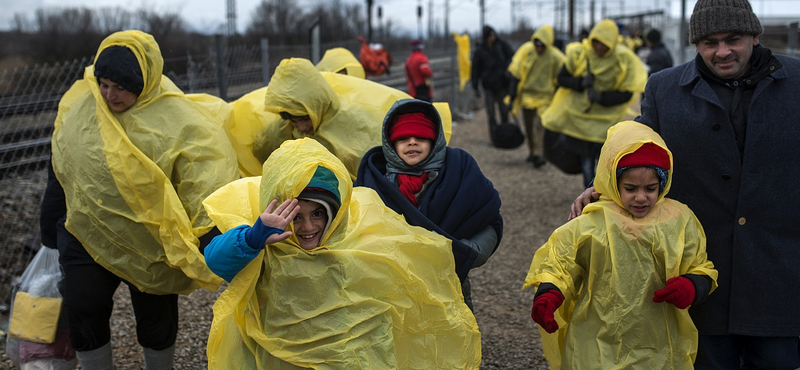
left=417, top=4, right=423, bottom=40
left=511, top=0, right=516, bottom=30
left=569, top=0, right=575, bottom=40
left=367, top=0, right=374, bottom=40
left=445, top=0, right=450, bottom=37
left=480, top=0, right=485, bottom=31
left=225, top=0, right=236, bottom=36
left=679, top=0, right=687, bottom=63
left=428, top=0, right=433, bottom=40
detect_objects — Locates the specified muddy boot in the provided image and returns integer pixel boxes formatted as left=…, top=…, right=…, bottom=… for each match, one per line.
left=76, top=342, right=115, bottom=370
left=143, top=344, right=175, bottom=370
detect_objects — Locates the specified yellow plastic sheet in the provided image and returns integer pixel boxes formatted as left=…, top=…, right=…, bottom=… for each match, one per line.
left=204, top=138, right=480, bottom=369
left=315, top=47, right=365, bottom=79
left=9, top=292, right=61, bottom=344
left=229, top=58, right=452, bottom=178
left=507, top=25, right=565, bottom=116
left=541, top=20, right=648, bottom=143
left=523, top=121, right=717, bottom=369
left=452, top=33, right=472, bottom=91
left=51, top=30, right=239, bottom=295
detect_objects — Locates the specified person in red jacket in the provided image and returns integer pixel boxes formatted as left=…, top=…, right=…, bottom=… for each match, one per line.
left=405, top=39, right=433, bottom=102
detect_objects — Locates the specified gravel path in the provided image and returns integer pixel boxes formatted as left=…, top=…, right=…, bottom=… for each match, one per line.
left=2, top=107, right=590, bottom=369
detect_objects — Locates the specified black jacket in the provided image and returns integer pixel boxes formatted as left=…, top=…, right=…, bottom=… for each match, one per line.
left=471, top=38, right=514, bottom=91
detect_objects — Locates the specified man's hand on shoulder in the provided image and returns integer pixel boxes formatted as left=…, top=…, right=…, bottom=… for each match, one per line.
left=568, top=187, right=599, bottom=220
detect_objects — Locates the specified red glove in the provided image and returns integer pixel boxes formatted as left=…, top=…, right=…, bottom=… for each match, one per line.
left=531, top=290, right=564, bottom=334
left=653, top=276, right=696, bottom=309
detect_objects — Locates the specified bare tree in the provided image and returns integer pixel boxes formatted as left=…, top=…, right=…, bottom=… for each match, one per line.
left=34, top=8, right=102, bottom=61
left=245, top=0, right=305, bottom=45
left=97, top=7, right=134, bottom=35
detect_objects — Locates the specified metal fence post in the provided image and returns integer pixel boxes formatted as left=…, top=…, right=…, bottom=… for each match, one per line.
left=215, top=34, right=228, bottom=100
left=261, top=38, right=271, bottom=85
left=789, top=21, right=798, bottom=56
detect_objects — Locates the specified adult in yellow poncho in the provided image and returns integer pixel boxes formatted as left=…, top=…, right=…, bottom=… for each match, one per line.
left=522, top=121, right=718, bottom=369
left=202, top=138, right=480, bottom=369
left=507, top=25, right=565, bottom=168
left=314, top=47, right=365, bottom=78
left=44, top=30, right=239, bottom=368
left=542, top=19, right=647, bottom=187
left=228, top=58, right=452, bottom=178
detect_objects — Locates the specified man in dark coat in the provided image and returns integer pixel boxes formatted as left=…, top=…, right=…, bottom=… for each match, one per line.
left=644, top=29, right=673, bottom=75
left=471, top=25, right=514, bottom=136
left=569, top=0, right=800, bottom=368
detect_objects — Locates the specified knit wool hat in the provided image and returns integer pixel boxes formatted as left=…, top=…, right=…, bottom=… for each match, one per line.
left=389, top=112, right=436, bottom=143
left=689, top=0, right=762, bottom=44
left=618, top=142, right=671, bottom=170
left=94, top=46, right=144, bottom=96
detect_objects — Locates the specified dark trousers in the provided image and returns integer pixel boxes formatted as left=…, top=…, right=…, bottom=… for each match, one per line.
left=694, top=334, right=800, bottom=370
left=483, top=87, right=509, bottom=128
left=58, top=225, right=178, bottom=352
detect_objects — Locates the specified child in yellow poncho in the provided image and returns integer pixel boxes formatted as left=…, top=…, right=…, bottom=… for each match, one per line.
left=202, top=138, right=480, bottom=369
left=522, top=121, right=718, bottom=369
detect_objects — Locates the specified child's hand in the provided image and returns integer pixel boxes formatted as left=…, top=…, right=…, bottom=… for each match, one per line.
left=531, top=290, right=564, bottom=334
left=259, top=199, right=300, bottom=244
left=653, top=276, right=696, bottom=309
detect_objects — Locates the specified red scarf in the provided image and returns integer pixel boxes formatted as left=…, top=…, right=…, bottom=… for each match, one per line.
left=397, top=173, right=429, bottom=206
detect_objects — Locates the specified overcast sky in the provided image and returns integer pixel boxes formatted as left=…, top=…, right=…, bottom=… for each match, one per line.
left=2, top=0, right=799, bottom=36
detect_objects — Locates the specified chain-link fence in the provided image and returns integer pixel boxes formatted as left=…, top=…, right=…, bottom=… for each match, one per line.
left=0, top=36, right=464, bottom=324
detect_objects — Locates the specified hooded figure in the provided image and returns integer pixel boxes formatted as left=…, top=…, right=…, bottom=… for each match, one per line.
left=507, top=25, right=565, bottom=116
left=355, top=99, right=503, bottom=309
left=228, top=58, right=452, bottom=178
left=51, top=30, right=238, bottom=295
left=203, top=138, right=481, bottom=369
left=542, top=19, right=648, bottom=144
left=522, top=121, right=717, bottom=369
left=314, top=47, right=365, bottom=79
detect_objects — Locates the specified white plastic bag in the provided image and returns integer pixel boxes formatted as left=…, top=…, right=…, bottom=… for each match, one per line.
left=8, top=246, right=63, bottom=344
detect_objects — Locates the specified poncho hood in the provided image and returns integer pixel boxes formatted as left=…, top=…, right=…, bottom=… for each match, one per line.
left=594, top=120, right=673, bottom=211
left=315, top=47, right=365, bottom=79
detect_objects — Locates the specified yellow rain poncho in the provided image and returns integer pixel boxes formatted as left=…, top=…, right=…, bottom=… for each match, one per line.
left=522, top=121, right=717, bottom=369
left=452, top=32, right=472, bottom=91
left=204, top=138, right=480, bottom=369
left=541, top=19, right=647, bottom=143
left=507, top=25, right=565, bottom=116
left=315, top=47, right=366, bottom=79
left=51, top=30, right=239, bottom=295
left=229, top=58, right=452, bottom=178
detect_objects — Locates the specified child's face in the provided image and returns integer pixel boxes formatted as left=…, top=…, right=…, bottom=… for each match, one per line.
left=618, top=167, right=660, bottom=218
left=393, top=136, right=432, bottom=166
left=293, top=200, right=328, bottom=250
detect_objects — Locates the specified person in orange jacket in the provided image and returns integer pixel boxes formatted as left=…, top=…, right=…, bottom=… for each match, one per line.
left=404, top=39, right=433, bottom=102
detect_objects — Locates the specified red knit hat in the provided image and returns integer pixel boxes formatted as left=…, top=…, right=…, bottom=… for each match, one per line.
left=389, top=112, right=436, bottom=143
left=618, top=142, right=671, bottom=170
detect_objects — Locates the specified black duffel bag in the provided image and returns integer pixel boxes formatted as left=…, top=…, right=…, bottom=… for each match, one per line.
left=490, top=115, right=525, bottom=149
left=543, top=129, right=582, bottom=174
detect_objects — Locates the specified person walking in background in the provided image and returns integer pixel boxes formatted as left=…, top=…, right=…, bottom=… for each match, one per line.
left=202, top=138, right=481, bottom=369
left=507, top=25, right=565, bottom=168
left=40, top=30, right=239, bottom=370
left=525, top=121, right=717, bottom=369
left=569, top=0, right=800, bottom=368
left=542, top=19, right=647, bottom=187
left=471, top=25, right=514, bottom=136
left=355, top=99, right=503, bottom=310
left=315, top=47, right=365, bottom=78
left=404, top=39, right=434, bottom=102
left=644, top=29, right=673, bottom=75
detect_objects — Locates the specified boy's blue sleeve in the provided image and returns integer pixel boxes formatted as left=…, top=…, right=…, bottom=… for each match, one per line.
left=204, top=224, right=273, bottom=282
